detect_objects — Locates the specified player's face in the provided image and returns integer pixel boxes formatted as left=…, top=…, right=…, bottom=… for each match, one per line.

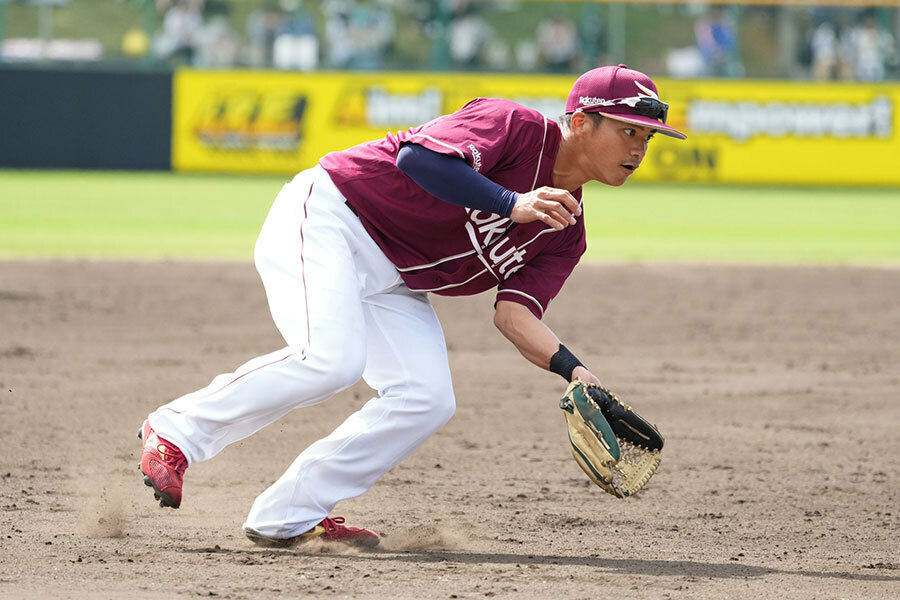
left=582, top=118, right=655, bottom=187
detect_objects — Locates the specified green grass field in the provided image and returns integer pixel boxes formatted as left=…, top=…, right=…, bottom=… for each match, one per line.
left=2, top=170, right=899, bottom=265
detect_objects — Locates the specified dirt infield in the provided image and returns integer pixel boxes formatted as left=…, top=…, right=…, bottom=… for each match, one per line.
left=1, top=260, right=898, bottom=599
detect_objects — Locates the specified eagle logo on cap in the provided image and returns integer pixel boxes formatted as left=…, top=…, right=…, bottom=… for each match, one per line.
left=634, top=81, right=659, bottom=100
left=578, top=80, right=660, bottom=108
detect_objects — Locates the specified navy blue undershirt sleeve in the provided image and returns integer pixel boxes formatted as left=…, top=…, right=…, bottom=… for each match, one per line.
left=396, top=143, right=518, bottom=218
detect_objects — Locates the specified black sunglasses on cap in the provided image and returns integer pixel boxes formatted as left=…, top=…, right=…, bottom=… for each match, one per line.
left=629, top=97, right=669, bottom=123
left=576, top=96, right=669, bottom=124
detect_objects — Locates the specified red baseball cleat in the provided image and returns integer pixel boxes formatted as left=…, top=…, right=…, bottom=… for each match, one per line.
left=138, top=420, right=187, bottom=509
left=245, top=517, right=380, bottom=549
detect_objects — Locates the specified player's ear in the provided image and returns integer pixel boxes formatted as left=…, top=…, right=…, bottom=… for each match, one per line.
left=570, top=111, right=588, bottom=135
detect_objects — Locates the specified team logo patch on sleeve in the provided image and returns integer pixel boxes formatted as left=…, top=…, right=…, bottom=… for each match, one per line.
left=467, top=144, right=483, bottom=172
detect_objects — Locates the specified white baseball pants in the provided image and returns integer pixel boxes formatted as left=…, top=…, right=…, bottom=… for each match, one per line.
left=148, top=165, right=456, bottom=538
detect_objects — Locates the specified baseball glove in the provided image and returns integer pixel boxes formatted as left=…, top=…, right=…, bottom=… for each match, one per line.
left=560, top=380, right=664, bottom=498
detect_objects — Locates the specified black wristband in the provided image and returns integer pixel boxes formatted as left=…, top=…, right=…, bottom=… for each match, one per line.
left=549, top=344, right=584, bottom=382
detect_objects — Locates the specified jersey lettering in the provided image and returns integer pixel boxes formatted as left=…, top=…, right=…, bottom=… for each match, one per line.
left=464, top=210, right=530, bottom=280
left=498, top=249, right=527, bottom=276
left=468, top=210, right=500, bottom=224
left=478, top=219, right=509, bottom=247
left=488, top=237, right=516, bottom=263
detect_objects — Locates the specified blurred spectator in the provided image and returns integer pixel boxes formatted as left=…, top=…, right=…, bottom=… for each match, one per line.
left=323, top=1, right=354, bottom=68
left=537, top=9, right=579, bottom=72
left=274, top=0, right=319, bottom=70
left=345, top=0, right=395, bottom=70
left=449, top=3, right=492, bottom=68
left=246, top=0, right=284, bottom=68
left=809, top=16, right=848, bottom=80
left=154, top=0, right=204, bottom=64
left=578, top=8, right=608, bottom=70
left=319, top=0, right=394, bottom=70
left=843, top=10, right=895, bottom=81
left=694, top=5, right=742, bottom=77
left=514, top=41, right=540, bottom=72
left=666, top=46, right=705, bottom=78
left=194, top=1, right=239, bottom=68
left=483, top=39, right=512, bottom=71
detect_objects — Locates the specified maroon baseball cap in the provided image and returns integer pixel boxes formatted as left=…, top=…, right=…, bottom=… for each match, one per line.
left=565, top=64, right=686, bottom=140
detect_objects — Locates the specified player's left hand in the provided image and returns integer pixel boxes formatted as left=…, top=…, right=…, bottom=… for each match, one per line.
left=572, top=365, right=601, bottom=385
left=560, top=380, right=664, bottom=498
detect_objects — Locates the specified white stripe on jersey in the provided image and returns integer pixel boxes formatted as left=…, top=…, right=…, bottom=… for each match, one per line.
left=406, top=133, right=466, bottom=160
left=531, top=115, right=548, bottom=191
left=496, top=289, right=544, bottom=318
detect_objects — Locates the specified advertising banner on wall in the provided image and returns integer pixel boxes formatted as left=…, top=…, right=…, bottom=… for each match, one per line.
left=172, top=69, right=574, bottom=175
left=645, top=79, right=898, bottom=186
left=173, top=69, right=899, bottom=186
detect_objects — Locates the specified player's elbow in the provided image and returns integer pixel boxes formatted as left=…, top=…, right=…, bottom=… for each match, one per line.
left=493, top=310, right=505, bottom=333
left=493, top=300, right=520, bottom=336
left=395, top=143, right=420, bottom=175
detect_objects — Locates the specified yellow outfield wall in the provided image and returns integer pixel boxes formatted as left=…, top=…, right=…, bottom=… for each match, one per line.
left=172, top=69, right=900, bottom=186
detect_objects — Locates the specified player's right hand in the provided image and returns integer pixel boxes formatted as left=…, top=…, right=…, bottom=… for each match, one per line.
left=510, top=186, right=581, bottom=231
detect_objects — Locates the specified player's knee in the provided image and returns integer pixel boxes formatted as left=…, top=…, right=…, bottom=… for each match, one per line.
left=325, top=355, right=367, bottom=392
left=291, top=346, right=366, bottom=394
left=431, top=391, right=456, bottom=429
left=416, top=376, right=456, bottom=428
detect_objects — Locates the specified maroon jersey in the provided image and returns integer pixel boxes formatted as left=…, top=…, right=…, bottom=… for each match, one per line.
left=319, top=98, right=586, bottom=319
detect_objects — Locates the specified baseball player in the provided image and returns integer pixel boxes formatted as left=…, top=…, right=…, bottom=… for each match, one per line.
left=139, top=64, right=685, bottom=548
